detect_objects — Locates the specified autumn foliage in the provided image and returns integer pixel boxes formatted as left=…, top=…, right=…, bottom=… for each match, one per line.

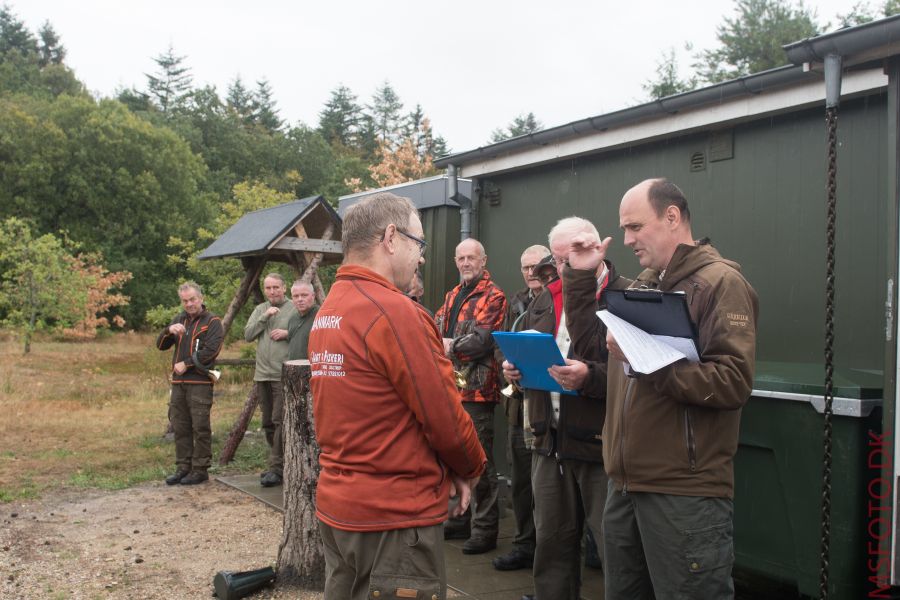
left=59, top=252, right=133, bottom=340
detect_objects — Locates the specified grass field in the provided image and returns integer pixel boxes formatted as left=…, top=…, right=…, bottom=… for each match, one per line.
left=0, top=330, right=269, bottom=502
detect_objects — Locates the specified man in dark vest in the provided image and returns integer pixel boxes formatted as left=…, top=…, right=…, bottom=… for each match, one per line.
left=156, top=281, right=224, bottom=485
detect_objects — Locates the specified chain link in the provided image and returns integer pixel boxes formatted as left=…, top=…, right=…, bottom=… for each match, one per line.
left=819, top=106, right=838, bottom=600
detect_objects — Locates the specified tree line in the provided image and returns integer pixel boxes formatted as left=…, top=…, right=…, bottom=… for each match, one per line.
left=643, top=0, right=900, bottom=99
left=3, top=0, right=893, bottom=349
left=0, top=5, right=479, bottom=348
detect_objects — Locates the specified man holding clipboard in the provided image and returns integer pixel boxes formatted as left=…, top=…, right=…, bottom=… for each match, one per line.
left=563, top=178, right=758, bottom=600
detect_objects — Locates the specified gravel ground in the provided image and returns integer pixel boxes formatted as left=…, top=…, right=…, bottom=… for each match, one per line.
left=0, top=479, right=323, bottom=600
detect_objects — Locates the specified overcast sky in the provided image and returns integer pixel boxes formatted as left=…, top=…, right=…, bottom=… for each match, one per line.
left=14, top=0, right=866, bottom=153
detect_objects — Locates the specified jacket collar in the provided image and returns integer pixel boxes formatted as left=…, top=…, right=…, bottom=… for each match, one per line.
left=451, top=269, right=494, bottom=298
left=336, top=264, right=403, bottom=294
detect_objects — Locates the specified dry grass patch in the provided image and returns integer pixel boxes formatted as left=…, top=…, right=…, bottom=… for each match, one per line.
left=0, top=331, right=266, bottom=502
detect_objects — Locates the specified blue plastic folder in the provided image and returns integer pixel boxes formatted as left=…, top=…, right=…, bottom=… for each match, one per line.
left=492, top=331, right=577, bottom=395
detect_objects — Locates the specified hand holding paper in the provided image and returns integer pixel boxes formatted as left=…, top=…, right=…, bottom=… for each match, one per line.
left=598, top=310, right=699, bottom=374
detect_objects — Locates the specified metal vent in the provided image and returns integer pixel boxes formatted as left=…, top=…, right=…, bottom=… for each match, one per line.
left=690, top=151, right=706, bottom=172
left=483, top=182, right=501, bottom=206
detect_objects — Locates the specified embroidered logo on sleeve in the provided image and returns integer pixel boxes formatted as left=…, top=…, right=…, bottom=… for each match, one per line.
left=726, top=312, right=750, bottom=327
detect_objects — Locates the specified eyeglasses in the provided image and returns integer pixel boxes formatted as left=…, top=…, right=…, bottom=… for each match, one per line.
left=520, top=264, right=538, bottom=273
left=549, top=256, right=568, bottom=267
left=397, top=229, right=427, bottom=257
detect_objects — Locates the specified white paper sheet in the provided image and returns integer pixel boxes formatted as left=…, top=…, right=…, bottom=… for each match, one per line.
left=597, top=310, right=698, bottom=374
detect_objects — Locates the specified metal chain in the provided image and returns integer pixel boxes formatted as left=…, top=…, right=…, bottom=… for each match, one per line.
left=819, top=106, right=838, bottom=600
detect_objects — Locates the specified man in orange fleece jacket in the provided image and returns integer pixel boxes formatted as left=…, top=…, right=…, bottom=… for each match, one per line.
left=309, top=192, right=486, bottom=600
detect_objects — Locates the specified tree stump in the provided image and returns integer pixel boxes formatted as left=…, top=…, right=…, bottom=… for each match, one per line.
left=277, top=360, right=325, bottom=589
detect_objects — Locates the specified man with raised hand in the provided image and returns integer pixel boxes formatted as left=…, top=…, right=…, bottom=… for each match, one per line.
left=566, top=178, right=758, bottom=600
left=502, top=218, right=613, bottom=600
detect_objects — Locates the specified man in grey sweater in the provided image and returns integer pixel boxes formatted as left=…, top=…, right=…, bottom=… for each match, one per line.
left=244, top=273, right=299, bottom=487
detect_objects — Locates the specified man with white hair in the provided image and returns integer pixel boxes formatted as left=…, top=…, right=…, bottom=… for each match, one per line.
left=503, top=217, right=615, bottom=600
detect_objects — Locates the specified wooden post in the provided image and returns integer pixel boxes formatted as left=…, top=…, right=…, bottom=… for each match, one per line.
left=277, top=360, right=325, bottom=589
left=221, top=258, right=266, bottom=337
left=218, top=382, right=259, bottom=466
left=300, top=222, right=334, bottom=305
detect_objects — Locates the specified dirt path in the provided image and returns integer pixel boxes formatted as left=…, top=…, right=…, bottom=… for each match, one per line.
left=0, top=479, right=323, bottom=599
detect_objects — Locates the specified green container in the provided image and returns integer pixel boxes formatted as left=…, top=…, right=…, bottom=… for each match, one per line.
left=735, top=361, right=882, bottom=599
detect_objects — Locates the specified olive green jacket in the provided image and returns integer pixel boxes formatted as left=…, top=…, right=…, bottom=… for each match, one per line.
left=244, top=298, right=299, bottom=381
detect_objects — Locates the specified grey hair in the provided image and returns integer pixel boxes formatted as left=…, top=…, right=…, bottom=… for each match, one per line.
left=178, top=281, right=203, bottom=297
left=263, top=273, right=286, bottom=286
left=291, top=280, right=314, bottom=293
left=342, top=193, right=419, bottom=255
left=548, top=217, right=599, bottom=246
left=520, top=244, right=550, bottom=260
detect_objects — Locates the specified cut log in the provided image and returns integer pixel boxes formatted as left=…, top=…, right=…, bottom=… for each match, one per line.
left=277, top=360, right=324, bottom=589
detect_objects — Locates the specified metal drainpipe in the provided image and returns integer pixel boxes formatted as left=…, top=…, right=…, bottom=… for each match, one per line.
left=448, top=164, right=471, bottom=242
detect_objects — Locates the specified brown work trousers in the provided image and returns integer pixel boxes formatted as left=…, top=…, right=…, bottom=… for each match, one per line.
left=168, top=383, right=213, bottom=473
left=319, top=521, right=445, bottom=600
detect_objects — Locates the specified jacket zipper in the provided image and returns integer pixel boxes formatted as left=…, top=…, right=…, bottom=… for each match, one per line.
left=620, top=378, right=635, bottom=494
left=684, top=407, right=697, bottom=472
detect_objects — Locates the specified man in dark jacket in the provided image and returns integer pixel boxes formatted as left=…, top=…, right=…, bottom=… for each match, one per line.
left=567, top=178, right=759, bottom=600
left=287, top=280, right=319, bottom=360
left=435, top=238, right=508, bottom=555
left=156, top=282, right=224, bottom=485
left=492, top=244, right=549, bottom=572
left=502, top=218, right=613, bottom=600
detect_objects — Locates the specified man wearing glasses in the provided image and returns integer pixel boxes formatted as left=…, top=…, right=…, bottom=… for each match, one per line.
left=435, top=238, right=508, bottom=555
left=308, top=192, right=485, bottom=599
left=491, top=244, right=549, bottom=572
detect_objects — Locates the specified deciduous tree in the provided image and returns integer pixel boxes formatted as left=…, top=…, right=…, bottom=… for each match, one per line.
left=0, top=218, right=130, bottom=352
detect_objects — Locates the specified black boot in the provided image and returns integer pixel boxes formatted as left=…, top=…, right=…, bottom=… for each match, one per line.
left=165, top=469, right=189, bottom=485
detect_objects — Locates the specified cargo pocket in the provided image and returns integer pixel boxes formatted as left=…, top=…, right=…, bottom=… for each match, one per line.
left=367, top=574, right=442, bottom=600
left=681, top=517, right=734, bottom=597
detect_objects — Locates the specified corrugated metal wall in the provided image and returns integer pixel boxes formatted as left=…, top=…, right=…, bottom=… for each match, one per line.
left=420, top=205, right=462, bottom=312
left=472, top=93, right=888, bottom=372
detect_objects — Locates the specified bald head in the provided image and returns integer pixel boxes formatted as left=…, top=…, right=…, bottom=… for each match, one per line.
left=455, top=238, right=487, bottom=284
left=620, top=178, right=693, bottom=271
